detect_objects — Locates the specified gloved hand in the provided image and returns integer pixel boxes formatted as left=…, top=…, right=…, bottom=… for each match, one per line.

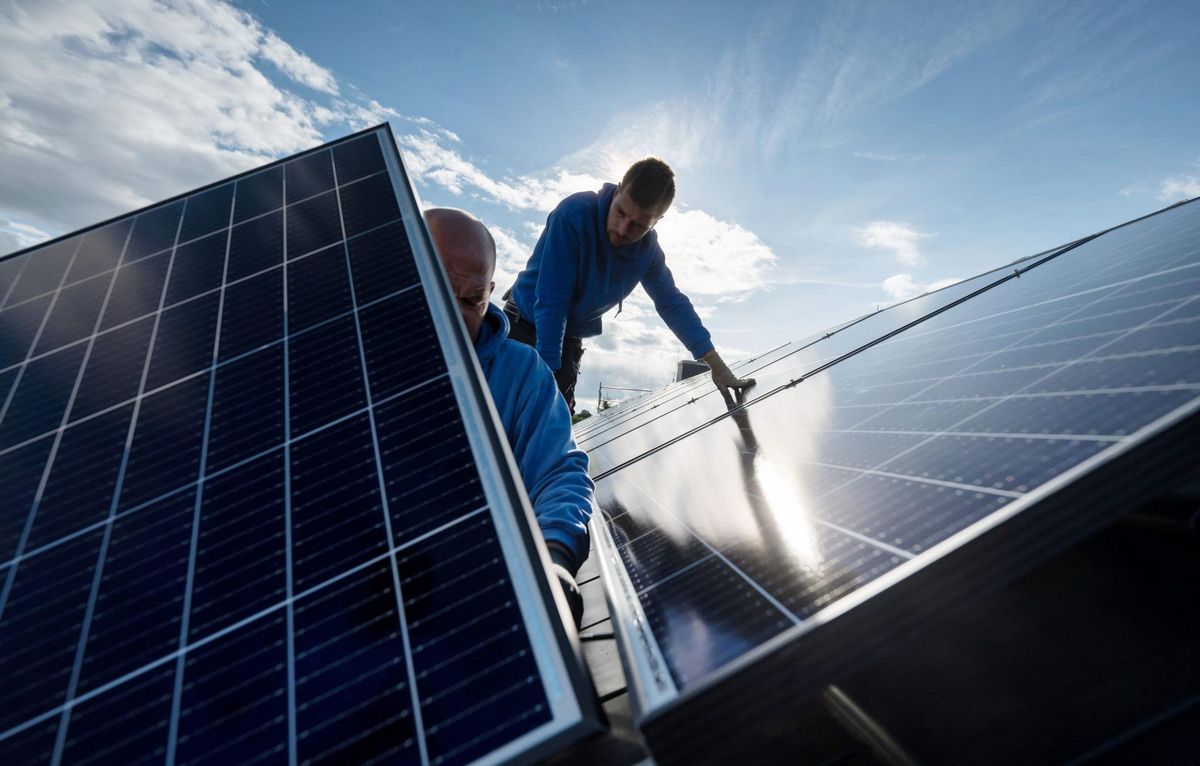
left=546, top=542, right=584, bottom=628
left=702, top=349, right=755, bottom=407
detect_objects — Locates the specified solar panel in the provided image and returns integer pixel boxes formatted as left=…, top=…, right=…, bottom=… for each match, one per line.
left=588, top=197, right=1200, bottom=761
left=0, top=126, right=599, bottom=765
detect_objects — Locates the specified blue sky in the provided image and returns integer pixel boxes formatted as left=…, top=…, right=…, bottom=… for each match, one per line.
left=2, top=0, right=1198, bottom=403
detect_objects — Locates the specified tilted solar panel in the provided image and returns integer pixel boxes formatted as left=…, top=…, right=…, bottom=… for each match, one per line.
left=0, top=126, right=599, bottom=765
left=588, top=197, right=1200, bottom=762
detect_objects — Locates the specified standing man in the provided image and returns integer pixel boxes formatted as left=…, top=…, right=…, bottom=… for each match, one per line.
left=503, top=157, right=754, bottom=412
left=425, top=207, right=591, bottom=628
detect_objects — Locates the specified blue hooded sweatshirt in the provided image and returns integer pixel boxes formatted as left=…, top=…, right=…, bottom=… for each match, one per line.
left=510, top=183, right=714, bottom=370
left=475, top=303, right=593, bottom=568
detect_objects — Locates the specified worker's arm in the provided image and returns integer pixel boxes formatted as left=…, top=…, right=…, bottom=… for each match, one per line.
left=641, top=249, right=754, bottom=404
left=531, top=207, right=582, bottom=371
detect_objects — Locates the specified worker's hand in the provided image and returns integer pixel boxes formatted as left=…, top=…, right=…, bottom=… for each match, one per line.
left=702, top=349, right=755, bottom=407
left=546, top=542, right=584, bottom=628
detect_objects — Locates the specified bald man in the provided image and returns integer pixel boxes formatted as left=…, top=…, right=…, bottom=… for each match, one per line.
left=424, top=207, right=592, bottom=627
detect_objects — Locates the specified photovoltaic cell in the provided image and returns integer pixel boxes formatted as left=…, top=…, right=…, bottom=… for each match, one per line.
left=589, top=195, right=1200, bottom=759
left=0, top=126, right=596, bottom=765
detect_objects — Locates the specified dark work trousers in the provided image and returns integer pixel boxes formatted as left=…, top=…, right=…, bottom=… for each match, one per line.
left=502, top=300, right=584, bottom=414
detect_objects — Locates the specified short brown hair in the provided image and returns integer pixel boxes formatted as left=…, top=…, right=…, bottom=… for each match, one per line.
left=620, top=158, right=675, bottom=214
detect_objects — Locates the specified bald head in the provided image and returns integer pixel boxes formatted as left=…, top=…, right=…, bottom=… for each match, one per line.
left=424, top=207, right=497, bottom=341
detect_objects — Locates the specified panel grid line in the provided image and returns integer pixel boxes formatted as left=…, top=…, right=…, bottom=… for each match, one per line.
left=0, top=372, right=453, bottom=575
left=47, top=199, right=188, bottom=765
left=0, top=235, right=86, bottom=622
left=281, top=164, right=299, bottom=766
left=0, top=504, right=493, bottom=750
left=0, top=246, right=34, bottom=309
left=331, top=145, right=432, bottom=766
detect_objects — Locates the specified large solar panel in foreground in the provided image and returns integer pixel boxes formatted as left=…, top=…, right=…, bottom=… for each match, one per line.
left=0, top=126, right=597, bottom=765
left=589, top=197, right=1200, bottom=761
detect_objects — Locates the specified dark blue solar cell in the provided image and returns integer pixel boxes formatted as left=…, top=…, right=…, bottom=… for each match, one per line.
left=144, top=292, right=220, bottom=390
left=70, top=316, right=155, bottom=421
left=0, top=294, right=51, bottom=368
left=1029, top=348, right=1200, bottom=393
left=339, top=172, right=401, bottom=238
left=286, top=149, right=335, bottom=203
left=620, top=528, right=710, bottom=592
left=234, top=166, right=283, bottom=223
left=0, top=716, right=58, bottom=765
left=188, top=451, right=286, bottom=639
left=165, top=230, right=227, bottom=305
left=217, top=267, right=282, bottom=361
left=0, top=434, right=55, bottom=562
left=288, top=316, right=366, bottom=435
left=357, top=293, right=445, bottom=401
left=0, top=255, right=27, bottom=304
left=882, top=433, right=1109, bottom=494
left=34, top=273, right=110, bottom=354
left=347, top=221, right=420, bottom=304
left=68, top=219, right=133, bottom=283
left=293, top=562, right=420, bottom=766
left=101, top=250, right=170, bottom=329
left=118, top=374, right=209, bottom=511
left=226, top=210, right=282, bottom=281
left=952, top=390, right=1197, bottom=436
left=332, top=134, right=386, bottom=185
left=0, top=343, right=86, bottom=449
left=290, top=414, right=386, bottom=591
left=286, top=246, right=353, bottom=332
left=374, top=377, right=485, bottom=544
left=175, top=612, right=288, bottom=765
left=64, top=665, right=175, bottom=765
left=717, top=527, right=904, bottom=621
left=635, top=555, right=791, bottom=689
left=286, top=192, right=342, bottom=259
left=125, top=201, right=184, bottom=262
left=76, top=492, right=196, bottom=693
left=6, top=237, right=76, bottom=305
left=179, top=183, right=234, bottom=243
left=1103, top=316, right=1200, bottom=355
left=397, top=514, right=552, bottom=766
left=841, top=399, right=988, bottom=433
left=28, top=404, right=134, bottom=550
left=205, top=344, right=284, bottom=473
left=816, top=470, right=1012, bottom=553
left=0, top=528, right=103, bottom=731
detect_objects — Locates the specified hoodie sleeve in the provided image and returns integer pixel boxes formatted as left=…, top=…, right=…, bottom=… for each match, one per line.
left=531, top=204, right=582, bottom=371
left=640, top=245, right=715, bottom=359
left=506, top=349, right=595, bottom=569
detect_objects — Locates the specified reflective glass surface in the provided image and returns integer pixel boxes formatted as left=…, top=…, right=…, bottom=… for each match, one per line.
left=594, top=198, right=1200, bottom=696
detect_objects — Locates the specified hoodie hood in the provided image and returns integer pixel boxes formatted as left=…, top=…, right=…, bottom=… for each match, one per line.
left=474, top=303, right=510, bottom=364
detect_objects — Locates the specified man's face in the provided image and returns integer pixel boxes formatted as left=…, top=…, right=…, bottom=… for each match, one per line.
left=606, top=187, right=664, bottom=248
left=445, top=259, right=494, bottom=341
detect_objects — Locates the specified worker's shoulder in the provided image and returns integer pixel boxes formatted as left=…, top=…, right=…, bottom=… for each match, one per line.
left=494, top=337, right=554, bottom=383
left=553, top=189, right=600, bottom=219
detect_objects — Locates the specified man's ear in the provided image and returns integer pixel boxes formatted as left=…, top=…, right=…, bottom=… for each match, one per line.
left=487, top=281, right=495, bottom=299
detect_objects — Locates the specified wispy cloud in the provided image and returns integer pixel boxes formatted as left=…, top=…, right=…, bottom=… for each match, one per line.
left=0, top=0, right=390, bottom=238
left=0, top=218, right=50, bottom=253
left=881, top=273, right=961, bottom=301
left=856, top=220, right=932, bottom=267
left=852, top=151, right=926, bottom=163
left=1159, top=175, right=1200, bottom=203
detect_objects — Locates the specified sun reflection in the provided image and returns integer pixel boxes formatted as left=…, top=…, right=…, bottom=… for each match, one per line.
left=753, top=455, right=825, bottom=575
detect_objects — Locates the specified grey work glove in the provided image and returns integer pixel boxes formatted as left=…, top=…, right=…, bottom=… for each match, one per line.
left=546, top=542, right=584, bottom=629
left=702, top=349, right=755, bottom=407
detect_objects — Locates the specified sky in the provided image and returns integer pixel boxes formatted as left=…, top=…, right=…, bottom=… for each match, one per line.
left=2, top=0, right=1199, bottom=407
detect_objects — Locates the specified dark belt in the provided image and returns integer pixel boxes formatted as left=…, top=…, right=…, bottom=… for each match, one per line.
left=502, top=299, right=582, bottom=350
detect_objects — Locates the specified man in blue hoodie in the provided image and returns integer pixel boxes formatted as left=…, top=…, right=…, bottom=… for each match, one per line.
left=425, top=207, right=592, bottom=627
left=504, top=157, right=754, bottom=412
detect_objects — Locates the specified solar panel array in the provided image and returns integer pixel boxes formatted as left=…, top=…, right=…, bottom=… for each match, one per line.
left=0, top=127, right=596, bottom=765
left=586, top=197, right=1200, bottom=758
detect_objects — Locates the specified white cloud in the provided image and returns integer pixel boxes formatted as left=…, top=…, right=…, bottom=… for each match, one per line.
left=654, top=209, right=776, bottom=297
left=856, top=220, right=932, bottom=267
left=852, top=151, right=926, bottom=163
left=881, top=273, right=961, bottom=301
left=0, top=0, right=378, bottom=236
left=1158, top=175, right=1200, bottom=203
